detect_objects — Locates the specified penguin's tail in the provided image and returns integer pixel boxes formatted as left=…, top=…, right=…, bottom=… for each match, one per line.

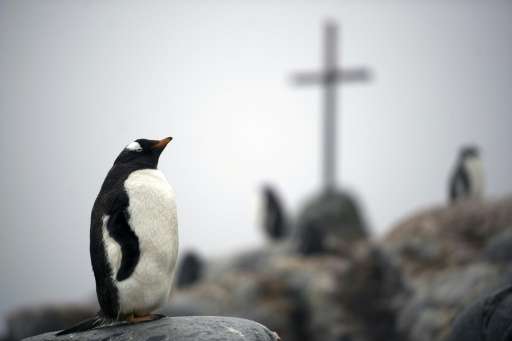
left=55, top=314, right=113, bottom=336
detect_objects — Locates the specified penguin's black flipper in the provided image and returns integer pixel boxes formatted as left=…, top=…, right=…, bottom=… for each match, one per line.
left=106, top=204, right=140, bottom=282
left=55, top=314, right=111, bottom=336
left=449, top=167, right=470, bottom=202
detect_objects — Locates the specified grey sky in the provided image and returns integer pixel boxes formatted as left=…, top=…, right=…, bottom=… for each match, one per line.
left=1, top=0, right=511, bottom=331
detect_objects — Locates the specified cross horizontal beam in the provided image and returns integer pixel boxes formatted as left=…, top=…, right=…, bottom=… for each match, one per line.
left=293, top=68, right=372, bottom=85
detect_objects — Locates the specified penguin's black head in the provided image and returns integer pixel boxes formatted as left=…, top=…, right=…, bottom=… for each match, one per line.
left=460, top=146, right=479, bottom=160
left=262, top=185, right=278, bottom=204
left=113, top=137, right=172, bottom=168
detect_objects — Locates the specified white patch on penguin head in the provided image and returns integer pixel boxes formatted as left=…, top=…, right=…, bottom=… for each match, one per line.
left=126, top=141, right=143, bottom=152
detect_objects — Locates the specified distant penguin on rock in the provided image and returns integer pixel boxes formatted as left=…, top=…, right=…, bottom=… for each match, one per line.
left=57, top=137, right=178, bottom=335
left=449, top=146, right=484, bottom=203
left=176, top=251, right=204, bottom=289
left=255, top=185, right=288, bottom=241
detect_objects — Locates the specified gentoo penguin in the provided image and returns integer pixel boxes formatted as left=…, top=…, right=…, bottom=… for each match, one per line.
left=449, top=146, right=485, bottom=202
left=57, top=137, right=178, bottom=335
left=254, top=185, right=288, bottom=241
left=175, top=250, right=204, bottom=289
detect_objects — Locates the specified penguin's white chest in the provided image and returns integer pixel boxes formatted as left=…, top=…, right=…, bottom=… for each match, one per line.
left=464, top=157, right=485, bottom=197
left=103, top=169, right=179, bottom=316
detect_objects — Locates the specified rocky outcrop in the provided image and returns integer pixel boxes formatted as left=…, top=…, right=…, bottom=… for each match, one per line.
left=384, top=198, right=512, bottom=278
left=6, top=196, right=512, bottom=341
left=162, top=242, right=405, bottom=341
left=383, top=197, right=512, bottom=341
left=397, top=263, right=511, bottom=341
left=23, top=316, right=279, bottom=341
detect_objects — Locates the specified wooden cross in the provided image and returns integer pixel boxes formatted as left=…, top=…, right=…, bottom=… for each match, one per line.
left=292, top=21, right=371, bottom=193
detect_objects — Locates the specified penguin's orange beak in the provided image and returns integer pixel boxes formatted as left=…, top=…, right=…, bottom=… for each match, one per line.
left=152, top=136, right=173, bottom=150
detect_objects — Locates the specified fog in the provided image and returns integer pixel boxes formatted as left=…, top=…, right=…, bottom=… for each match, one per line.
left=1, top=0, right=511, bottom=330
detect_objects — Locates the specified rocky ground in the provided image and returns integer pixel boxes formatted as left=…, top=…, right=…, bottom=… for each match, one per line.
left=3, top=193, right=512, bottom=341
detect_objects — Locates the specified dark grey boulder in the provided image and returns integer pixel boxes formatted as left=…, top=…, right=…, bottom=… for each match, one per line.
left=483, top=228, right=512, bottom=264
left=296, top=190, right=367, bottom=255
left=449, top=285, right=512, bottom=341
left=23, top=316, right=279, bottom=341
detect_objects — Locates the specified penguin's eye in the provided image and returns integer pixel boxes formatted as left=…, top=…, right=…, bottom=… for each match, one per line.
left=126, top=141, right=143, bottom=152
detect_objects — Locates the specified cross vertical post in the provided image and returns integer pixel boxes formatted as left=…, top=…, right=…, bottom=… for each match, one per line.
left=324, top=22, right=338, bottom=192
left=292, top=21, right=371, bottom=193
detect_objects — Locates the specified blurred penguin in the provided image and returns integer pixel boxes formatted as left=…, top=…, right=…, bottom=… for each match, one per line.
left=254, top=185, right=288, bottom=241
left=176, top=250, right=204, bottom=289
left=449, top=146, right=485, bottom=202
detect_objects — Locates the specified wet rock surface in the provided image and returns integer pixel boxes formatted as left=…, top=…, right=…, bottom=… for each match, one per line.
left=23, top=316, right=279, bottom=341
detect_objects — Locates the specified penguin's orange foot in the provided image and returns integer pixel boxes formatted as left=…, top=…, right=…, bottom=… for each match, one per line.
left=126, top=314, right=164, bottom=323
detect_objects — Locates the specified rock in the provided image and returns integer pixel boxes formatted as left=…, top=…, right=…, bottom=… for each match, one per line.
left=296, top=190, right=367, bottom=255
left=23, top=316, right=279, bottom=341
left=384, top=197, right=512, bottom=278
left=160, top=267, right=302, bottom=341
left=384, top=196, right=512, bottom=341
left=483, top=228, right=512, bottom=264
left=162, top=242, right=405, bottom=341
left=204, top=242, right=295, bottom=281
left=4, top=304, right=96, bottom=340
left=449, top=285, right=512, bottom=341
left=397, top=263, right=511, bottom=341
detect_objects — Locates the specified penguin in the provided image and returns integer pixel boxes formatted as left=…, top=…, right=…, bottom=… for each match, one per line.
left=175, top=250, right=204, bottom=289
left=449, top=146, right=485, bottom=202
left=57, top=137, right=178, bottom=335
left=254, top=185, right=288, bottom=241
